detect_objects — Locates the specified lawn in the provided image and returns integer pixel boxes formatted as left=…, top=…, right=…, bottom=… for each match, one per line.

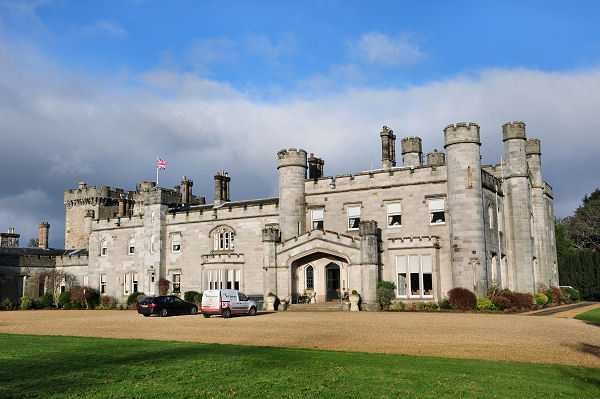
left=574, top=307, right=600, bottom=322
left=0, top=334, right=598, bottom=398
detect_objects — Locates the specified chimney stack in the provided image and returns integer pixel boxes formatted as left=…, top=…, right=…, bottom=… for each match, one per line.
left=380, top=126, right=396, bottom=169
left=308, top=154, right=325, bottom=179
left=214, top=171, right=231, bottom=206
left=38, top=222, right=50, bottom=249
left=181, top=176, right=193, bottom=205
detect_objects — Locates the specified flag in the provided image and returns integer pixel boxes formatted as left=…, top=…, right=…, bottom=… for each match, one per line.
left=157, top=157, right=167, bottom=170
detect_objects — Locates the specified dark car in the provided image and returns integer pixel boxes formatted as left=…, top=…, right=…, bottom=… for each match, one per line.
left=138, top=295, right=198, bottom=317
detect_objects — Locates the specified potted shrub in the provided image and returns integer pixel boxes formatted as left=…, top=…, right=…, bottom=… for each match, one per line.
left=265, top=292, right=277, bottom=311
left=349, top=289, right=360, bottom=312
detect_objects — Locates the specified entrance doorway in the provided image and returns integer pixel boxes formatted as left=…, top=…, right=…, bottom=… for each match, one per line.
left=326, top=263, right=340, bottom=301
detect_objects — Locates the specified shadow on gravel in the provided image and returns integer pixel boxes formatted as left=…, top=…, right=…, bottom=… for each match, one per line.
left=571, top=342, right=600, bottom=359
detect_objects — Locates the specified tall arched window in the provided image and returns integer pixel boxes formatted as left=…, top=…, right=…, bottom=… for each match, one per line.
left=306, top=265, right=314, bottom=289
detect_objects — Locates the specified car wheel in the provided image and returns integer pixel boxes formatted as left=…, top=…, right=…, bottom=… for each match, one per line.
left=160, top=308, right=168, bottom=317
left=249, top=307, right=257, bottom=316
left=203, top=314, right=210, bottom=318
left=222, top=308, right=231, bottom=319
left=190, top=306, right=198, bottom=315
left=143, top=314, right=150, bottom=317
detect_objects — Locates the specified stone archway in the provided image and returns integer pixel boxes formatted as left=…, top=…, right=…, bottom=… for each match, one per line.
left=290, top=252, right=348, bottom=303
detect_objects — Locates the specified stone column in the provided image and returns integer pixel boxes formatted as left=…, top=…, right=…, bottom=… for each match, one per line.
left=262, top=227, right=279, bottom=300
left=358, top=220, right=379, bottom=311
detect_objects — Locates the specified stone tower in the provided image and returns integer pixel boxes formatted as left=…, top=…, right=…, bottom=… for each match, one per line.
left=277, top=148, right=307, bottom=241
left=444, top=123, right=487, bottom=293
left=401, top=137, right=423, bottom=167
left=380, top=126, right=396, bottom=168
left=503, top=122, right=535, bottom=292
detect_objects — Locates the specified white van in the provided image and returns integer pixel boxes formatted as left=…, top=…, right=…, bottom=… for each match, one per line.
left=201, top=289, right=258, bottom=318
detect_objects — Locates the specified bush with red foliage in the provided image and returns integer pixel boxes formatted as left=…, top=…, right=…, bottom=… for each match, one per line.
left=158, top=278, right=171, bottom=295
left=550, top=286, right=562, bottom=304
left=491, top=295, right=511, bottom=311
left=497, top=291, right=518, bottom=311
left=513, top=292, right=534, bottom=310
left=99, top=295, right=116, bottom=309
left=70, top=285, right=99, bottom=309
left=447, top=287, right=477, bottom=310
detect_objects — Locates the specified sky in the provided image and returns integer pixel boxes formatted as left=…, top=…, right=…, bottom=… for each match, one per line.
left=1, top=0, right=600, bottom=248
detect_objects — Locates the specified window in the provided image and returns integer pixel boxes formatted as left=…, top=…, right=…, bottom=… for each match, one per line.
left=172, top=233, right=181, bottom=252
left=429, top=199, right=445, bottom=224
left=488, top=204, right=494, bottom=228
left=306, top=265, right=314, bottom=289
left=150, top=235, right=155, bottom=253
left=133, top=273, right=139, bottom=293
left=83, top=275, right=89, bottom=286
left=151, top=211, right=155, bottom=222
left=128, top=238, right=135, bottom=255
left=100, top=275, right=107, bottom=294
left=213, top=227, right=235, bottom=251
left=238, top=292, right=248, bottom=301
left=387, top=203, right=402, bottom=227
left=207, top=270, right=224, bottom=290
left=226, top=270, right=240, bottom=290
left=172, top=273, right=181, bottom=294
left=123, top=273, right=130, bottom=295
left=396, top=255, right=433, bottom=298
left=100, top=240, right=107, bottom=256
left=347, top=206, right=361, bottom=230
left=311, top=209, right=324, bottom=230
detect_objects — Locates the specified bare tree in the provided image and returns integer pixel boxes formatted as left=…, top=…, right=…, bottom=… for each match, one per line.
left=37, top=269, right=76, bottom=306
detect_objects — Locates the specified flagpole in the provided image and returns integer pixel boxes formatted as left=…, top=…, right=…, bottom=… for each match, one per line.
left=156, top=155, right=159, bottom=185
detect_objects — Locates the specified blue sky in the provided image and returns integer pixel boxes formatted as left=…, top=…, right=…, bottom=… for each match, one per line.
left=1, top=0, right=600, bottom=247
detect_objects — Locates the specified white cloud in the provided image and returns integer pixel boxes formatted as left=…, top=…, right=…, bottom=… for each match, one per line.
left=81, top=20, right=127, bottom=38
left=1, top=36, right=599, bottom=248
left=349, top=31, right=424, bottom=67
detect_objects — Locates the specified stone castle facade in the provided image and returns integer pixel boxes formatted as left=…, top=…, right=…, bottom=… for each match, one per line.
left=1, top=121, right=558, bottom=309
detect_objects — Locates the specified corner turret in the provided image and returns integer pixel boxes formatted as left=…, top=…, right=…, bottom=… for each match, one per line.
left=277, top=148, right=307, bottom=241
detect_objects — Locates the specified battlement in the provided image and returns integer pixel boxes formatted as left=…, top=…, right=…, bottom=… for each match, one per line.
left=64, top=182, right=135, bottom=204
left=502, top=121, right=527, bottom=141
left=443, top=122, right=481, bottom=148
left=277, top=148, right=308, bottom=169
left=426, top=149, right=446, bottom=166
left=526, top=139, right=541, bottom=155
left=400, top=137, right=422, bottom=154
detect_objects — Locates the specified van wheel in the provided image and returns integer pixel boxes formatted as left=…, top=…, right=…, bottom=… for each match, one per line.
left=160, top=308, right=168, bottom=317
left=249, top=307, right=256, bottom=316
left=222, top=308, right=231, bottom=319
left=203, top=314, right=210, bottom=318
left=190, top=307, right=198, bottom=315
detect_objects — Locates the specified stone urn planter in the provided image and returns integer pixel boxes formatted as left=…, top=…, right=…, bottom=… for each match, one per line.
left=349, top=291, right=360, bottom=312
left=265, top=293, right=277, bottom=311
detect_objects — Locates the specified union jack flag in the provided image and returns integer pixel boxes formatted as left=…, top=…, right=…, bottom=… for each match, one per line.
left=157, top=157, right=167, bottom=170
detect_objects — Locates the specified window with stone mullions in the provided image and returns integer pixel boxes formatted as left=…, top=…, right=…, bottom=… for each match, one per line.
left=396, top=255, right=433, bottom=298
left=387, top=203, right=402, bottom=227
left=347, top=206, right=361, bottom=230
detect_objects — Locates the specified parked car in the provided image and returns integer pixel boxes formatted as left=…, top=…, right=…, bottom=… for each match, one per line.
left=138, top=295, right=198, bottom=317
left=201, top=289, right=257, bottom=318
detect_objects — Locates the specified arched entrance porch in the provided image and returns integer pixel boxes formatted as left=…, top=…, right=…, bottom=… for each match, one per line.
left=290, top=251, right=349, bottom=303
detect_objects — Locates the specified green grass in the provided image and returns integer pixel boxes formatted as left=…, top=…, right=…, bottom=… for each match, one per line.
left=575, top=307, right=600, bottom=322
left=0, top=334, right=598, bottom=398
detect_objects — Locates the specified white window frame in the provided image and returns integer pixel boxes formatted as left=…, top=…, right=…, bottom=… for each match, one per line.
left=226, top=269, right=240, bottom=290
left=347, top=205, right=361, bottom=231
left=171, top=233, right=181, bottom=252
left=132, top=273, right=139, bottom=293
left=311, top=209, right=324, bottom=230
left=150, top=235, right=155, bottom=254
left=123, top=273, right=130, bottom=295
left=429, top=199, right=445, bottom=225
left=387, top=202, right=402, bottom=228
left=128, top=237, right=135, bottom=255
left=83, top=275, right=89, bottom=287
left=100, top=240, right=107, bottom=256
left=213, top=228, right=235, bottom=251
left=172, top=272, right=181, bottom=294
left=396, top=254, right=434, bottom=298
left=100, top=274, right=107, bottom=294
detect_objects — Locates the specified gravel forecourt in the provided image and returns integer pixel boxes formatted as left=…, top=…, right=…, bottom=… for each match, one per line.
left=1, top=304, right=599, bottom=367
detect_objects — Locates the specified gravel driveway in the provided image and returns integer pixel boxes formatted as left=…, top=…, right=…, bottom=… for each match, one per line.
left=1, top=304, right=598, bottom=367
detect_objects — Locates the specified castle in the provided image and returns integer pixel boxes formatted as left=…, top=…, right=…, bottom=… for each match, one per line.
left=0, top=121, right=558, bottom=309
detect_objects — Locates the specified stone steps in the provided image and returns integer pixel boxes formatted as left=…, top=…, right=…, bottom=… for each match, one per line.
left=287, top=302, right=344, bottom=312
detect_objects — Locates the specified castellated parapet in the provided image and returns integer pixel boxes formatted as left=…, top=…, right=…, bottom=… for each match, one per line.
left=443, top=122, right=481, bottom=148
left=502, top=121, right=527, bottom=141
left=401, top=137, right=422, bottom=166
left=426, top=150, right=446, bottom=166
left=526, top=139, right=541, bottom=155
